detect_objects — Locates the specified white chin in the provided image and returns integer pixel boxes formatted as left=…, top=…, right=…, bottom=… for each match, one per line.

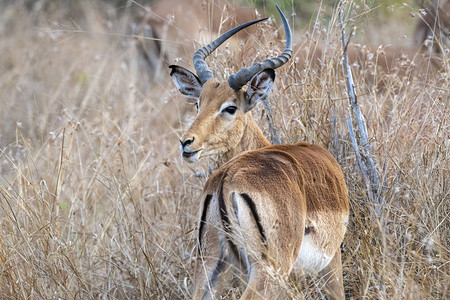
left=182, top=150, right=202, bottom=163
left=183, top=155, right=199, bottom=163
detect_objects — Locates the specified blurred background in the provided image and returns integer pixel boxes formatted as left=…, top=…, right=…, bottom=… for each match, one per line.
left=0, top=0, right=448, bottom=146
left=0, top=0, right=448, bottom=299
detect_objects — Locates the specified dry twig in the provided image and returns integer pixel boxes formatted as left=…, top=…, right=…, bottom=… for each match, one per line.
left=338, top=0, right=382, bottom=215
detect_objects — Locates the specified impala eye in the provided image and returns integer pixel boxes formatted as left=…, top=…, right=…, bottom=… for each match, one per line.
left=195, top=102, right=199, bottom=112
left=222, top=106, right=238, bottom=115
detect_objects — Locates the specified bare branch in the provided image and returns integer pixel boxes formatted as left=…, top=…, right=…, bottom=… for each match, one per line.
left=338, top=0, right=382, bottom=215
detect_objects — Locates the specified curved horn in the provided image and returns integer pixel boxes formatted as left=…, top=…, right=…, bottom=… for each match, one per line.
left=228, top=5, right=292, bottom=91
left=193, top=17, right=268, bottom=85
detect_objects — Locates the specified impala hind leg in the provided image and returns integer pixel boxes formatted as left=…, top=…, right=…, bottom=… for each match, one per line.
left=319, top=250, right=345, bottom=300
left=192, top=249, right=232, bottom=300
left=239, top=265, right=273, bottom=300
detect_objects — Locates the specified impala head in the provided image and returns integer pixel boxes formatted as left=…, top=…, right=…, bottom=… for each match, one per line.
left=170, top=6, right=292, bottom=163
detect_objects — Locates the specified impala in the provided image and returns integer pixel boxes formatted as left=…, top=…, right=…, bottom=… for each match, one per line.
left=170, top=6, right=349, bottom=299
left=413, top=0, right=449, bottom=53
left=133, top=0, right=260, bottom=85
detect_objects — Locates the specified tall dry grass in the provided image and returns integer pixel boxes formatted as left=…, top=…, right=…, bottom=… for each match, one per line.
left=0, top=1, right=448, bottom=299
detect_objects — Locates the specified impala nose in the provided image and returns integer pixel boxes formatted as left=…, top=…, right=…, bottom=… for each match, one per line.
left=179, top=137, right=195, bottom=149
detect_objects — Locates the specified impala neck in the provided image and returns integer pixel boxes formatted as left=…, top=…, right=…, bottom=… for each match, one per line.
left=222, top=116, right=270, bottom=163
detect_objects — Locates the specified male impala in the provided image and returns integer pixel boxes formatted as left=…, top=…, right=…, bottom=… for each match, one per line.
left=170, top=6, right=349, bottom=299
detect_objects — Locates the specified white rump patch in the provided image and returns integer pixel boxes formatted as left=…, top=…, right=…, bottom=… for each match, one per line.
left=226, top=193, right=252, bottom=272
left=293, top=234, right=333, bottom=273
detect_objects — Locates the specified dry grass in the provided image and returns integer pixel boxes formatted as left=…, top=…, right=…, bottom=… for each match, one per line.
left=0, top=1, right=448, bottom=299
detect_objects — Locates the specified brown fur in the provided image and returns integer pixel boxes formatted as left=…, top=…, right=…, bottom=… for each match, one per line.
left=135, top=0, right=259, bottom=62
left=193, top=143, right=349, bottom=299
left=151, top=0, right=258, bottom=37
left=413, top=0, right=449, bottom=53
left=169, top=10, right=349, bottom=298
left=173, top=49, right=349, bottom=300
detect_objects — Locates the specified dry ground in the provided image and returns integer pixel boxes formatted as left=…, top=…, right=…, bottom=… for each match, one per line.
left=0, top=1, right=448, bottom=299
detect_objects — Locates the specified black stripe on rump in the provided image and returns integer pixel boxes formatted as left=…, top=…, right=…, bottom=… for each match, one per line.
left=240, top=193, right=267, bottom=247
left=217, top=176, right=240, bottom=259
left=304, top=226, right=311, bottom=235
left=198, top=194, right=212, bottom=252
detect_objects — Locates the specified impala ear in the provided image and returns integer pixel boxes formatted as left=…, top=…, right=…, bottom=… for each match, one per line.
left=244, top=69, right=275, bottom=112
left=169, top=65, right=202, bottom=98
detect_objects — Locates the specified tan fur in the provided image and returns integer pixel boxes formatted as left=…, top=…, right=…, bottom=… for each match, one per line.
left=135, top=0, right=259, bottom=60
left=180, top=79, right=270, bottom=166
left=151, top=0, right=258, bottom=37
left=194, top=143, right=349, bottom=299
left=413, top=0, right=449, bottom=53
left=174, top=51, right=348, bottom=300
left=170, top=9, right=349, bottom=298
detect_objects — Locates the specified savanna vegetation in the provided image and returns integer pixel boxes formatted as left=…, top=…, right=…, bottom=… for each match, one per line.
left=0, top=0, right=448, bottom=299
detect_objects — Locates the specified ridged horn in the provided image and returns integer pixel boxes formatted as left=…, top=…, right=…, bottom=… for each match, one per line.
left=228, top=5, right=292, bottom=91
left=193, top=18, right=268, bottom=85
